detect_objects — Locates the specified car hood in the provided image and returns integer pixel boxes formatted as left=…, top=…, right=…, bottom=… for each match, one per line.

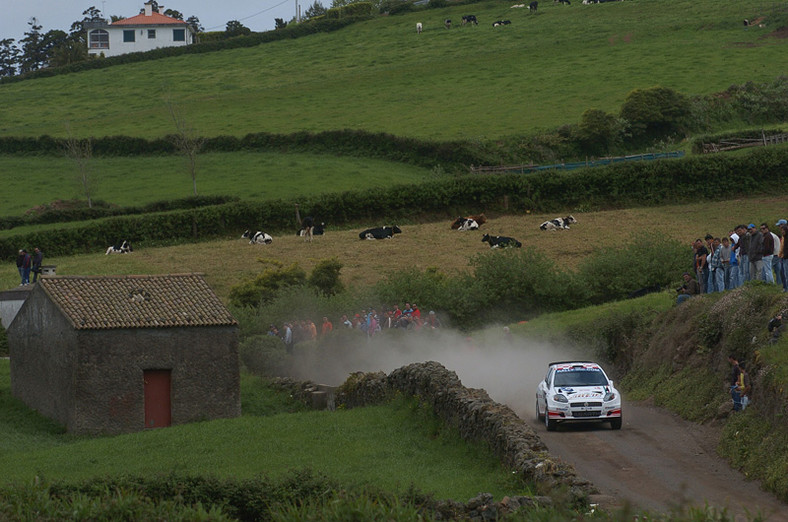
left=555, top=386, right=609, bottom=399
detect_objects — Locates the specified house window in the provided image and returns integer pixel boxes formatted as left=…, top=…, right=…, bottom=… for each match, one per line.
left=123, top=30, right=135, bottom=42
left=89, top=29, right=109, bottom=49
left=173, top=28, right=185, bottom=42
left=147, top=29, right=156, bottom=39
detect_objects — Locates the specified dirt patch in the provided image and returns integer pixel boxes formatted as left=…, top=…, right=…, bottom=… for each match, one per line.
left=766, top=25, right=788, bottom=39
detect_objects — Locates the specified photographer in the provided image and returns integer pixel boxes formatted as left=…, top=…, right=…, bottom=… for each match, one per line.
left=676, top=272, right=700, bottom=305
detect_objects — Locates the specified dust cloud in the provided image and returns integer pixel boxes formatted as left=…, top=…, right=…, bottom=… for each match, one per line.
left=284, top=328, right=582, bottom=417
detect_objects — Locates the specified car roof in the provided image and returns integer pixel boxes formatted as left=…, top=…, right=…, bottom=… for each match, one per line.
left=548, top=361, right=597, bottom=367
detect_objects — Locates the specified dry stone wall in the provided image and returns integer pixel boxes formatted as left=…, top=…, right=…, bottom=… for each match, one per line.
left=335, top=361, right=596, bottom=504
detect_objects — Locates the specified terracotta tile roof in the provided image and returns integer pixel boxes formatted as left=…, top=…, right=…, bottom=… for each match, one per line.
left=39, top=274, right=237, bottom=330
left=111, top=12, right=188, bottom=26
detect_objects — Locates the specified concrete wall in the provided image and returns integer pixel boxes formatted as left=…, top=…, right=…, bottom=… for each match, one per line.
left=0, top=287, right=32, bottom=329
left=88, top=26, right=193, bottom=57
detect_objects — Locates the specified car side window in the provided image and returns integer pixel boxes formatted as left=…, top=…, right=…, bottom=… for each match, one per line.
left=545, top=368, right=553, bottom=387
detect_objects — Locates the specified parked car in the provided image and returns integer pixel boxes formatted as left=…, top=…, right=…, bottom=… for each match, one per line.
left=536, top=361, right=622, bottom=431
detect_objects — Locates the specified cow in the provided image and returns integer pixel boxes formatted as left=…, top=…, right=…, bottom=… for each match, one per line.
left=539, top=215, right=578, bottom=231
left=492, top=20, right=512, bottom=27
left=451, top=217, right=479, bottom=231
left=106, top=240, right=132, bottom=255
left=298, top=219, right=325, bottom=239
left=462, top=15, right=478, bottom=26
left=416, top=22, right=423, bottom=33
left=529, top=1, right=538, bottom=11
left=482, top=234, right=522, bottom=248
left=444, top=19, right=451, bottom=29
left=242, top=230, right=273, bottom=244
left=359, top=226, right=402, bottom=240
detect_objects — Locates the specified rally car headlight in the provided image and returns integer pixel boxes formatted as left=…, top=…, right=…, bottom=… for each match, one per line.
left=604, top=392, right=616, bottom=402
left=553, top=393, right=568, bottom=403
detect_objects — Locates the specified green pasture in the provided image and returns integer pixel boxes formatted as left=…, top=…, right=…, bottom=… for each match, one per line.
left=1, top=0, right=784, bottom=140
left=0, top=361, right=524, bottom=500
left=0, top=152, right=433, bottom=216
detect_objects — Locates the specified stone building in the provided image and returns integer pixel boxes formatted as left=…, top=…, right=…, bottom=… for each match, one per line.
left=7, top=274, right=240, bottom=434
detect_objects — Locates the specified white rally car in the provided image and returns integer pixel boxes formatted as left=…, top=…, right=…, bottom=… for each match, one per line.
left=536, top=361, right=622, bottom=431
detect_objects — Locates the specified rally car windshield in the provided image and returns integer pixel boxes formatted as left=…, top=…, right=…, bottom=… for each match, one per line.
left=554, top=369, right=608, bottom=387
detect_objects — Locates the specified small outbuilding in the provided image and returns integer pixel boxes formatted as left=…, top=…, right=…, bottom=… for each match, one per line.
left=8, top=274, right=240, bottom=435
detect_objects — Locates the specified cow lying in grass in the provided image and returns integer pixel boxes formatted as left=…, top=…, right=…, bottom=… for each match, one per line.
left=106, top=240, right=132, bottom=254
left=359, top=226, right=402, bottom=240
left=242, top=230, right=273, bottom=244
left=482, top=234, right=522, bottom=248
left=451, top=217, right=479, bottom=231
left=539, top=215, right=577, bottom=231
left=452, top=214, right=487, bottom=230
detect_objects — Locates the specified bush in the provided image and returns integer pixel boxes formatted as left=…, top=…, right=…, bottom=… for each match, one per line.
left=228, top=261, right=307, bottom=308
left=239, top=334, right=288, bottom=376
left=620, top=86, right=692, bottom=143
left=308, top=258, right=345, bottom=297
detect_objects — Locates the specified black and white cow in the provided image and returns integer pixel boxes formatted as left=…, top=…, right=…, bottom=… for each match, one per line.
left=462, top=15, right=478, bottom=25
left=451, top=217, right=479, bottom=231
left=242, top=230, right=273, bottom=244
left=359, top=226, right=402, bottom=240
left=482, top=234, right=522, bottom=248
left=539, top=215, right=577, bottom=231
left=106, top=240, right=132, bottom=255
left=492, top=20, right=512, bottom=27
left=297, top=220, right=325, bottom=238
left=529, top=1, right=538, bottom=12
left=444, top=18, right=452, bottom=29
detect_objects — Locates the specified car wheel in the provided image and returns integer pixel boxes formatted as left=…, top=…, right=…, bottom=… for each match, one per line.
left=536, top=399, right=545, bottom=421
left=545, top=410, right=557, bottom=431
left=610, top=417, right=622, bottom=430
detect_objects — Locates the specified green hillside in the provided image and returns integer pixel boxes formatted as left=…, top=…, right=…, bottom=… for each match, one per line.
left=1, top=0, right=785, bottom=140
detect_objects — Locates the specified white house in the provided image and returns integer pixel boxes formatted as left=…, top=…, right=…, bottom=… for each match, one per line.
left=87, top=2, right=195, bottom=58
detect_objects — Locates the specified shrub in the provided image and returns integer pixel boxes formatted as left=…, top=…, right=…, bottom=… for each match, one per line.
left=576, top=109, right=626, bottom=156
left=239, top=334, right=288, bottom=376
left=308, top=258, right=345, bottom=297
left=620, top=86, right=693, bottom=143
left=228, top=261, right=307, bottom=308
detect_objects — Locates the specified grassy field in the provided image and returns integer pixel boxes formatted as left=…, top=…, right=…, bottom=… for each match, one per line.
left=0, top=361, right=524, bottom=500
left=3, top=194, right=787, bottom=299
left=0, top=0, right=784, bottom=140
left=0, top=152, right=435, bottom=216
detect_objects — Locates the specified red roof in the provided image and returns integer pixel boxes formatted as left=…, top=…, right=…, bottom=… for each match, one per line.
left=112, top=11, right=187, bottom=26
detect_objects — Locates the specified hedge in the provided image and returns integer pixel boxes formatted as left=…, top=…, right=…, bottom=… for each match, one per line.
left=1, top=146, right=786, bottom=262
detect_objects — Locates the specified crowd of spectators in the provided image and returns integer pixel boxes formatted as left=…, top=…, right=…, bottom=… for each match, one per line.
left=678, top=220, right=788, bottom=304
left=267, top=302, right=442, bottom=350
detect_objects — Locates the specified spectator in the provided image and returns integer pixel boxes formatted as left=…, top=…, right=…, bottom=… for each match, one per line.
left=341, top=314, right=353, bottom=328
left=677, top=272, right=700, bottom=304
left=267, top=324, right=279, bottom=337
left=709, top=237, right=723, bottom=292
left=320, top=316, right=333, bottom=337
left=738, top=361, right=752, bottom=410
left=31, top=247, right=43, bottom=283
left=16, top=249, right=25, bottom=286
left=734, top=224, right=751, bottom=283
left=768, top=313, right=783, bottom=344
left=21, top=249, right=31, bottom=286
left=760, top=223, right=775, bottom=283
left=694, top=239, right=709, bottom=293
left=411, top=303, right=421, bottom=320
left=720, top=237, right=733, bottom=290
left=704, top=234, right=714, bottom=292
left=283, top=322, right=294, bottom=352
left=771, top=222, right=784, bottom=287
left=749, top=224, right=764, bottom=281
left=728, top=355, right=742, bottom=412
left=728, top=232, right=740, bottom=289
left=425, top=310, right=441, bottom=329
left=780, top=223, right=788, bottom=292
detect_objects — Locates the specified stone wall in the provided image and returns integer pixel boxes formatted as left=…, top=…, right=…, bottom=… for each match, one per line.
left=335, top=361, right=597, bottom=504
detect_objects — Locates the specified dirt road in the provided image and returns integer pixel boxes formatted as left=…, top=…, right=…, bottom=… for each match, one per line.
left=521, top=401, right=788, bottom=520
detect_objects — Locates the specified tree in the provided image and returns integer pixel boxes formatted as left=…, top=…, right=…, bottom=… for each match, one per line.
left=140, top=1, right=161, bottom=14
left=50, top=39, right=88, bottom=67
left=63, top=123, right=96, bottom=208
left=165, top=97, right=204, bottom=196
left=576, top=109, right=625, bottom=156
left=224, top=20, right=251, bottom=38
left=186, top=16, right=203, bottom=33
left=620, top=86, right=692, bottom=142
left=0, top=38, right=19, bottom=77
left=274, top=18, right=288, bottom=29
left=163, top=9, right=184, bottom=20
left=18, top=18, right=45, bottom=73
left=303, top=1, right=327, bottom=20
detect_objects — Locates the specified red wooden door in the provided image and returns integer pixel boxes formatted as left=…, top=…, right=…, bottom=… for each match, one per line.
left=144, top=370, right=171, bottom=428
